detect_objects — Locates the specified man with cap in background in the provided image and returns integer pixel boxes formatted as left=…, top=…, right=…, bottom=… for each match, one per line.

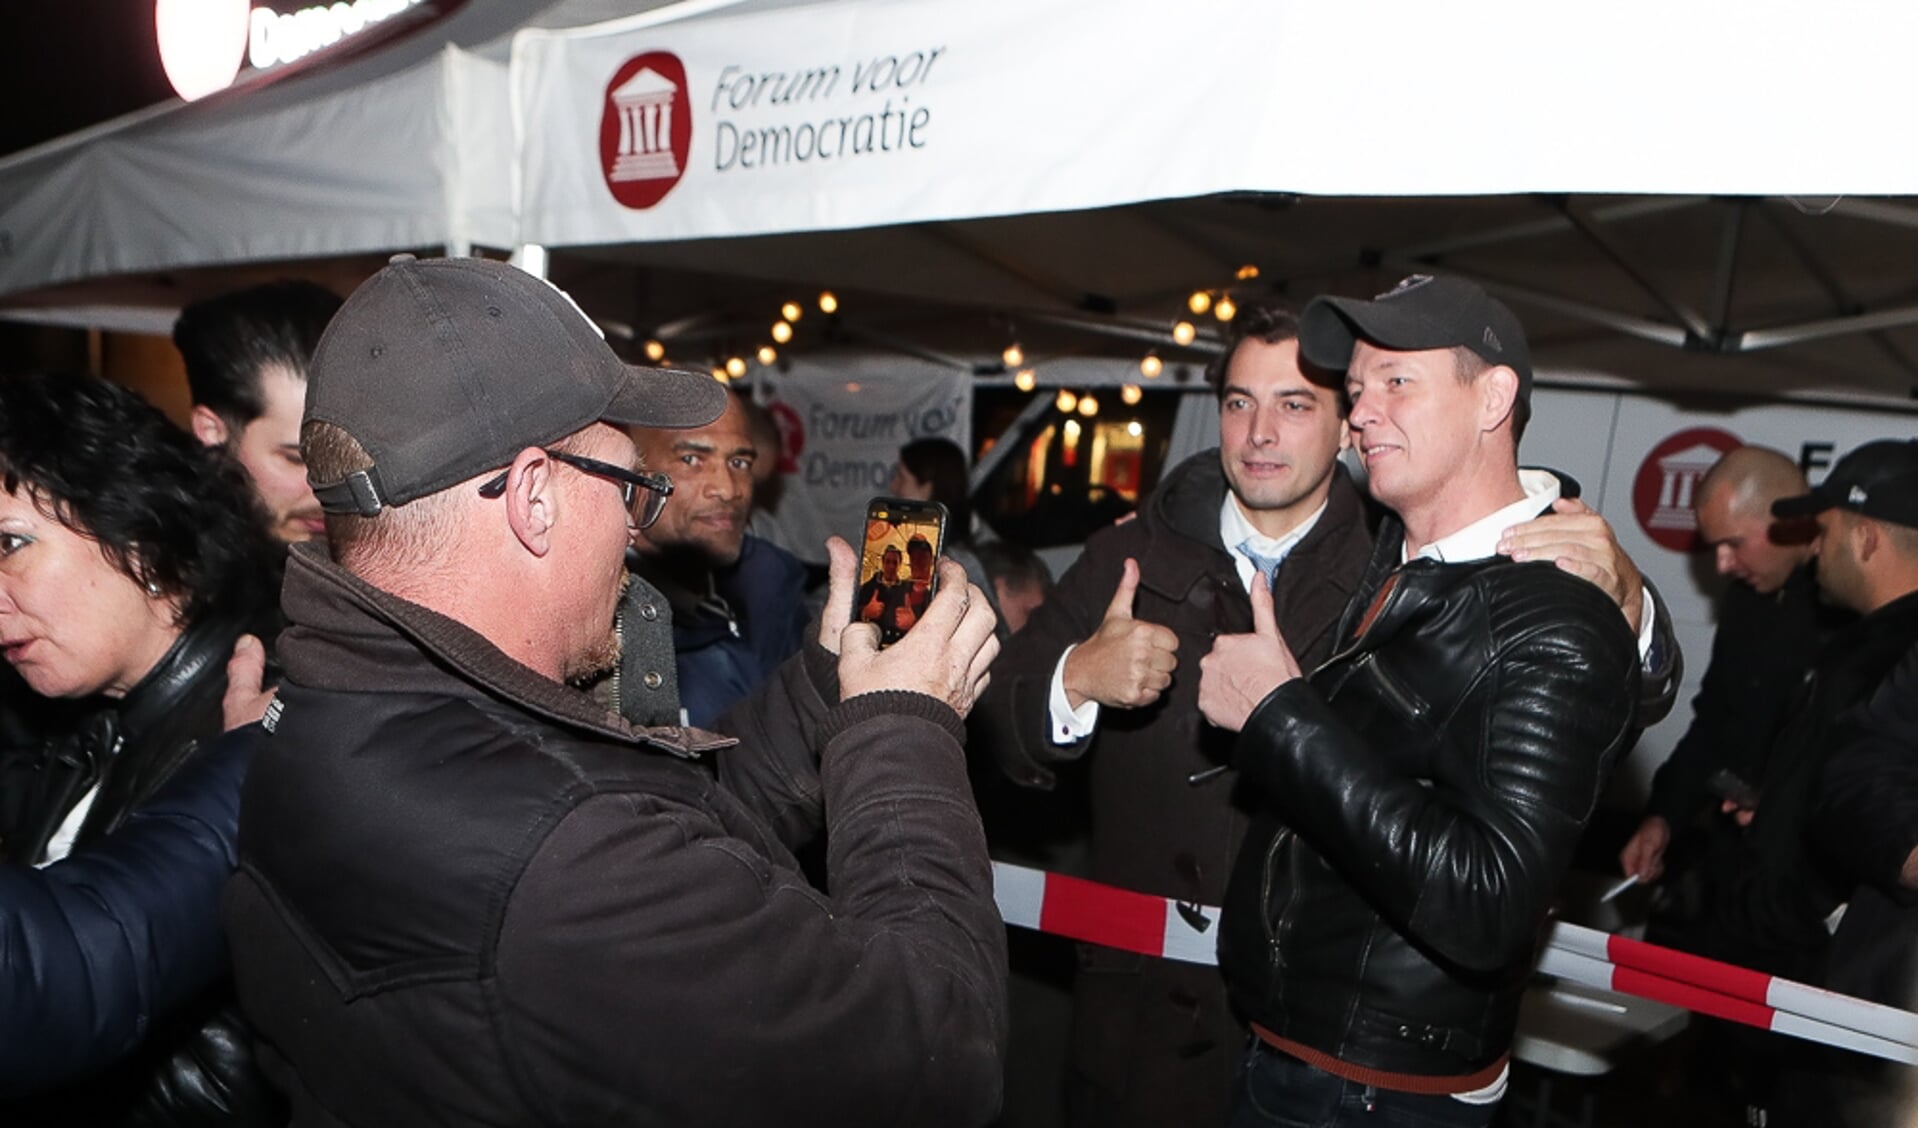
left=1689, top=438, right=1918, bottom=1126
left=221, top=256, right=1009, bottom=1126
left=1201, top=274, right=1645, bottom=1126
left=978, top=290, right=1672, bottom=1128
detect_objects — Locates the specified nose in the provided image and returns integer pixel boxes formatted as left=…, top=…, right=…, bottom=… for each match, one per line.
left=1346, top=390, right=1378, bottom=431
left=1245, top=404, right=1276, bottom=447
left=1713, top=544, right=1737, bottom=576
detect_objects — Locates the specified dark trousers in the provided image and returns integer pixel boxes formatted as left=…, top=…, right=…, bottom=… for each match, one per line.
left=1228, top=1042, right=1500, bottom=1128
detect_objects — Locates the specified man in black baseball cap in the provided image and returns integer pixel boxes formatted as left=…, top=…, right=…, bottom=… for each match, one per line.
left=1771, top=438, right=1918, bottom=529
left=1768, top=438, right=1918, bottom=669
left=1680, top=436, right=1918, bottom=1122
left=225, top=255, right=1012, bottom=1125
left=1202, top=273, right=1650, bottom=1126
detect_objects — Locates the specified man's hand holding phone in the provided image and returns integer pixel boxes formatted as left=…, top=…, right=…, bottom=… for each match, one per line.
left=818, top=536, right=999, bottom=716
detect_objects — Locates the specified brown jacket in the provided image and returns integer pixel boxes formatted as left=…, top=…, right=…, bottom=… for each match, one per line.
left=225, top=544, right=1008, bottom=1127
left=974, top=453, right=1376, bottom=1126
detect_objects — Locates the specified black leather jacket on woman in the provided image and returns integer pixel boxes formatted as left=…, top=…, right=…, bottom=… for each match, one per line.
left=1219, top=545, right=1641, bottom=1080
left=0, top=614, right=282, bottom=1127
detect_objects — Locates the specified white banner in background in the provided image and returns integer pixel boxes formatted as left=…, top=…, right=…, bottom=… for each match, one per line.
left=756, top=356, right=972, bottom=563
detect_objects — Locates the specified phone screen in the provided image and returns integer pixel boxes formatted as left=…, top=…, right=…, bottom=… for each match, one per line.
left=856, top=497, right=948, bottom=646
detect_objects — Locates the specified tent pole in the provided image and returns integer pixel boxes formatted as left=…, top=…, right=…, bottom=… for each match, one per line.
left=1384, top=260, right=1690, bottom=350
left=1755, top=203, right=1918, bottom=381
left=1708, top=200, right=1748, bottom=332
left=1550, top=198, right=1712, bottom=342
left=510, top=243, right=549, bottom=279
left=1387, top=196, right=1705, bottom=261
left=1733, top=303, right=1918, bottom=352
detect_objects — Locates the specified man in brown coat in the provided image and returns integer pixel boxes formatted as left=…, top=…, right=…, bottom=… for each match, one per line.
left=977, top=298, right=1661, bottom=1127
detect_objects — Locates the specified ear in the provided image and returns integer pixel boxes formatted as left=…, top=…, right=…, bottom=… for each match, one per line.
left=190, top=405, right=231, bottom=448
left=502, top=447, right=558, bottom=559
left=1856, top=517, right=1882, bottom=563
left=1477, top=366, right=1521, bottom=434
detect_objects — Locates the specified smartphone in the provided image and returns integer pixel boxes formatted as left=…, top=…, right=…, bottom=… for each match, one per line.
left=1706, top=767, right=1761, bottom=810
left=856, top=497, right=948, bottom=646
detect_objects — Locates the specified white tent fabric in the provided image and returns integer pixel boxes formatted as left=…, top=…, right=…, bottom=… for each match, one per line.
left=9, top=0, right=1918, bottom=305
left=0, top=2, right=542, bottom=300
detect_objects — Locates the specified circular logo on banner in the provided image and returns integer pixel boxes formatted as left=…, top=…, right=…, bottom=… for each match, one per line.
left=600, top=53, right=692, bottom=210
left=1632, top=427, right=1743, bottom=551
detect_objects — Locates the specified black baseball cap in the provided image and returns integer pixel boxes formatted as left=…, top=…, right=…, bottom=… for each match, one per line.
left=1771, top=439, right=1918, bottom=529
left=1298, top=274, right=1533, bottom=405
left=306, top=255, right=725, bottom=516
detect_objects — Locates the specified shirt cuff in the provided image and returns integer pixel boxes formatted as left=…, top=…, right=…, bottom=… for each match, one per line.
left=1636, top=584, right=1659, bottom=663
left=1048, top=645, right=1100, bottom=744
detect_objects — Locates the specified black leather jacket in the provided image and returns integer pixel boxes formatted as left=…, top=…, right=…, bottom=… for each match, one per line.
left=1219, top=549, right=1641, bottom=1079
left=0, top=615, right=282, bottom=1127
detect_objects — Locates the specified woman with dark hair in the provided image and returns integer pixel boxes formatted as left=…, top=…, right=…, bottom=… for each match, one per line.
left=890, top=435, right=992, bottom=588
left=0, top=371, right=282, bottom=1124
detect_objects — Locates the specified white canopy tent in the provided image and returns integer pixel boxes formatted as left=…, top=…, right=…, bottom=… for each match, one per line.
left=4, top=0, right=1918, bottom=793
left=9, top=0, right=1918, bottom=402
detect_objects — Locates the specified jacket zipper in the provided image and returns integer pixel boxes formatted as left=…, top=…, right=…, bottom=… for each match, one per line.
left=1356, top=651, right=1424, bottom=719
left=610, top=606, right=625, bottom=711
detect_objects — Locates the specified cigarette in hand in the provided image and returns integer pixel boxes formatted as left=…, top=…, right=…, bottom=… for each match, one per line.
left=1599, top=874, right=1639, bottom=903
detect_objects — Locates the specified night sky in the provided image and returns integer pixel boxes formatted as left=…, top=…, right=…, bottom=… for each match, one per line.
left=0, top=2, right=177, bottom=158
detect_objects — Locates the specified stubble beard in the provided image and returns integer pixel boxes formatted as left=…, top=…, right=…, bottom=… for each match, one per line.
left=562, top=571, right=631, bottom=687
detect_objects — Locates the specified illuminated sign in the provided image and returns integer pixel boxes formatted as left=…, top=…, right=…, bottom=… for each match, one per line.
left=156, top=0, right=427, bottom=102
left=249, top=0, right=425, bottom=69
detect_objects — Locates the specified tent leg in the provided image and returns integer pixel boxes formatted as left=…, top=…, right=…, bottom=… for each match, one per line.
left=509, top=243, right=548, bottom=278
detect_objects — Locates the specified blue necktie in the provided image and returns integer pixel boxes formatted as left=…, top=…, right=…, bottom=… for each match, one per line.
left=1237, top=539, right=1284, bottom=591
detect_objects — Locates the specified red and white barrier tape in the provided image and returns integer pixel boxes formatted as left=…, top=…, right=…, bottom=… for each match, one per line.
left=990, top=861, right=1918, bottom=1065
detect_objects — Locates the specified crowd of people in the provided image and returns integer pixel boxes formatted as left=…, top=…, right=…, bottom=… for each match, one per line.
left=0, top=256, right=1911, bottom=1127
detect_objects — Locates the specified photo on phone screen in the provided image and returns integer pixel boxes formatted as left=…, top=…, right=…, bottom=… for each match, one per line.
left=856, top=497, right=948, bottom=647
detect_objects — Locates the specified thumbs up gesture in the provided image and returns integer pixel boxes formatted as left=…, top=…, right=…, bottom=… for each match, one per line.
left=1061, top=558, right=1181, bottom=710
left=1198, top=572, right=1301, bottom=732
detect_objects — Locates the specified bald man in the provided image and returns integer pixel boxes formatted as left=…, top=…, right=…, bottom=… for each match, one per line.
left=1620, top=445, right=1845, bottom=884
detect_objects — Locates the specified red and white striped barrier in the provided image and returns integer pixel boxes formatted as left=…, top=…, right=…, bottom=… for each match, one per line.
left=990, top=861, right=1918, bottom=1066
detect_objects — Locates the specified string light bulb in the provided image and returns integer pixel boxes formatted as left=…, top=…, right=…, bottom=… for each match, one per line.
left=725, top=356, right=747, bottom=379
left=771, top=320, right=794, bottom=344
left=643, top=339, right=666, bottom=362
left=711, top=367, right=728, bottom=383
left=1214, top=296, right=1237, bottom=322
left=757, top=345, right=777, bottom=366
left=1002, top=343, right=1024, bottom=368
left=1140, top=354, right=1164, bottom=379
left=1188, top=290, right=1212, bottom=315
left=1055, top=389, right=1078, bottom=413
left=1078, top=395, right=1099, bottom=417
left=780, top=301, right=802, bottom=322
left=1172, top=320, right=1196, bottom=346
left=1014, top=368, right=1037, bottom=392
left=1235, top=264, right=1260, bottom=281
left=818, top=291, right=839, bottom=314
left=1121, top=384, right=1143, bottom=405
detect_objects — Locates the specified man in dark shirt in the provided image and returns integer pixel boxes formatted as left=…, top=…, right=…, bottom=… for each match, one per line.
left=1620, top=446, right=1838, bottom=893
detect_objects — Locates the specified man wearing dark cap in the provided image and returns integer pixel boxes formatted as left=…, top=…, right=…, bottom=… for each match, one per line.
left=978, top=290, right=1671, bottom=1127
left=1686, top=439, right=1918, bottom=1125
left=1200, top=274, right=1646, bottom=1126
left=221, top=256, right=1009, bottom=1126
